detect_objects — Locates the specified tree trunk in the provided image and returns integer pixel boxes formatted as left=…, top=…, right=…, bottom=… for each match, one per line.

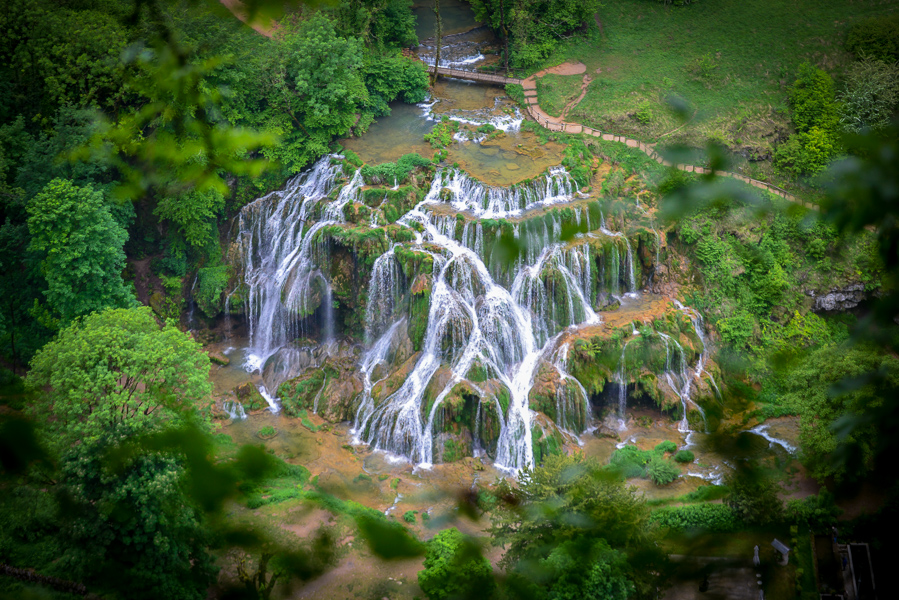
left=431, top=0, right=442, bottom=86
left=500, top=0, right=509, bottom=73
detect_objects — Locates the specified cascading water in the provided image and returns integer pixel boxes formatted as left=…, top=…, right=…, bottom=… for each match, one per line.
left=232, top=143, right=700, bottom=472
left=236, top=158, right=361, bottom=370
left=424, top=166, right=581, bottom=219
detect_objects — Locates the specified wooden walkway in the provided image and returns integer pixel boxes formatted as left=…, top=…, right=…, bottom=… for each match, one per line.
left=431, top=66, right=522, bottom=86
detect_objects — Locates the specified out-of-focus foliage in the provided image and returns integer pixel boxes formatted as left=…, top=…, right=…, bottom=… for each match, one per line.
left=27, top=306, right=212, bottom=448
left=55, top=433, right=218, bottom=600
left=780, top=344, right=899, bottom=482
left=724, top=469, right=783, bottom=525
left=27, top=179, right=133, bottom=324
left=489, top=454, right=668, bottom=600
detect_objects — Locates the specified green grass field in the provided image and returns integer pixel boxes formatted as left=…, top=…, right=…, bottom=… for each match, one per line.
left=536, top=73, right=585, bottom=117
left=533, top=0, right=898, bottom=185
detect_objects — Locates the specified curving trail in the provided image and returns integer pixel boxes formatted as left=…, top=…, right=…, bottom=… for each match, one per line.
left=522, top=62, right=807, bottom=207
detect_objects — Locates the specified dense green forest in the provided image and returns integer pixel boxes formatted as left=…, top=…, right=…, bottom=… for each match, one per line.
left=2, top=1, right=899, bottom=599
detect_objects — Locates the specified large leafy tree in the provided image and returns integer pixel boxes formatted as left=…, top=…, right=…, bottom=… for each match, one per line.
left=55, top=435, right=218, bottom=600
left=489, top=454, right=667, bottom=600
left=27, top=179, right=133, bottom=324
left=256, top=12, right=369, bottom=172
left=470, top=0, right=600, bottom=69
left=27, top=306, right=212, bottom=446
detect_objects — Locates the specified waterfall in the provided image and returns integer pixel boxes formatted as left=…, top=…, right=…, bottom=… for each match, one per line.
left=235, top=158, right=360, bottom=369
left=551, top=343, right=590, bottom=434
left=424, top=166, right=579, bottom=219
left=365, top=245, right=405, bottom=343
left=354, top=208, right=543, bottom=471
left=232, top=152, right=682, bottom=473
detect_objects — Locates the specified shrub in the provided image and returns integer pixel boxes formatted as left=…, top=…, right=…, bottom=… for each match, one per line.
left=789, top=63, right=839, bottom=135
left=837, top=58, right=899, bottom=133
left=725, top=473, right=783, bottom=526
left=505, top=83, right=525, bottom=105
left=635, top=101, right=653, bottom=124
left=423, top=118, right=460, bottom=149
left=257, top=425, right=276, bottom=438
left=654, top=440, right=677, bottom=454
left=649, top=504, right=740, bottom=532
left=646, top=457, right=679, bottom=486
left=609, top=445, right=649, bottom=479
left=845, top=14, right=899, bottom=63
left=785, top=491, right=842, bottom=530
left=360, top=153, right=431, bottom=185
left=403, top=510, right=416, bottom=523
left=674, top=450, right=695, bottom=463
left=417, top=528, right=495, bottom=600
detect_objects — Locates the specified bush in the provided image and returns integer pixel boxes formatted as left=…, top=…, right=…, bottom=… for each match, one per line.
left=654, top=440, right=677, bottom=454
left=418, top=528, right=495, bottom=600
left=725, top=473, right=783, bottom=526
left=610, top=442, right=680, bottom=482
left=775, top=63, right=841, bottom=177
left=673, top=450, right=695, bottom=463
left=785, top=491, right=842, bottom=530
left=423, top=118, right=460, bottom=149
left=360, top=153, right=431, bottom=185
left=609, top=445, right=650, bottom=479
left=646, top=457, right=679, bottom=486
left=837, top=58, right=899, bottom=133
left=845, top=14, right=899, bottom=63
left=649, top=504, right=740, bottom=532
left=403, top=510, right=416, bottom=523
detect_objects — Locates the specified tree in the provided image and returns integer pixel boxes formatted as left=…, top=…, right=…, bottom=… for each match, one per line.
left=845, top=13, right=899, bottom=63
left=724, top=469, right=783, bottom=526
left=418, top=527, right=495, bottom=600
left=431, top=0, right=442, bottom=87
left=255, top=12, right=369, bottom=172
left=470, top=0, right=601, bottom=69
left=27, top=306, right=213, bottom=447
left=27, top=179, right=133, bottom=324
left=55, top=432, right=218, bottom=600
left=774, top=63, right=841, bottom=176
left=331, top=0, right=418, bottom=50
left=489, top=454, right=667, bottom=600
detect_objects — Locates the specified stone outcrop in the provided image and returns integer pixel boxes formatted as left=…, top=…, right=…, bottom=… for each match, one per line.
left=808, top=283, right=866, bottom=312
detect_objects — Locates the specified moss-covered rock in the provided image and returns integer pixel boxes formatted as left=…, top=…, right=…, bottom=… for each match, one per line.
left=234, top=382, right=268, bottom=411
left=531, top=413, right=565, bottom=465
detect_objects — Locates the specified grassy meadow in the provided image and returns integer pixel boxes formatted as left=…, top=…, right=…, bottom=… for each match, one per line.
left=534, top=0, right=898, bottom=185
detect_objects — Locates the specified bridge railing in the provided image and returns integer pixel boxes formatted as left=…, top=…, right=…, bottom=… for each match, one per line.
left=428, top=65, right=522, bottom=85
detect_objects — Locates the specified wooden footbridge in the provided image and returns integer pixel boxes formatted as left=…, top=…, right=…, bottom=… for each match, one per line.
left=430, top=65, right=522, bottom=86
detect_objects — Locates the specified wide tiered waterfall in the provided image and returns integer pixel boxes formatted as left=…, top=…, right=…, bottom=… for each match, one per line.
left=232, top=154, right=712, bottom=472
